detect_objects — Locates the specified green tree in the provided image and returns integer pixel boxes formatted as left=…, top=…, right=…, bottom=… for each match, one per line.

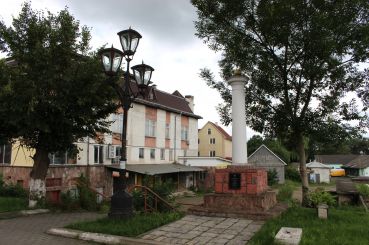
left=247, top=135, right=264, bottom=155
left=192, top=0, right=369, bottom=205
left=0, top=3, right=116, bottom=207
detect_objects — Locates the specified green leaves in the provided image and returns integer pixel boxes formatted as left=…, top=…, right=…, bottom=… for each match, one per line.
left=0, top=2, right=117, bottom=153
left=192, top=0, right=369, bottom=140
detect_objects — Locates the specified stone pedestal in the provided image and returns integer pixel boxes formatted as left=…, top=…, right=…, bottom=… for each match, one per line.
left=203, top=165, right=277, bottom=214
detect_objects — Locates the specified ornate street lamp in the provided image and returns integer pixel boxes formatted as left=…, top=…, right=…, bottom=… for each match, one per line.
left=98, top=28, right=154, bottom=219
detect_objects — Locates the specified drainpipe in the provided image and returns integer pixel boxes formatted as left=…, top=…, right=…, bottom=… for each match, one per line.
left=174, top=112, right=182, bottom=163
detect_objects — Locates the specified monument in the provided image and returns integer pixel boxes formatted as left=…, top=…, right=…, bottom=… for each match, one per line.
left=190, top=70, right=278, bottom=219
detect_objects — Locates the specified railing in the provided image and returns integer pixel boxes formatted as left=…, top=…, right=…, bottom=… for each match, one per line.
left=127, top=184, right=175, bottom=212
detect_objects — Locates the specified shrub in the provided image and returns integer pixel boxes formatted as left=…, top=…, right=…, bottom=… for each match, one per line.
left=77, top=174, right=97, bottom=211
left=277, top=183, right=294, bottom=202
left=267, top=169, right=279, bottom=186
left=60, top=190, right=80, bottom=210
left=307, top=188, right=336, bottom=207
left=356, top=184, right=369, bottom=198
left=285, top=166, right=301, bottom=182
left=0, top=174, right=27, bottom=198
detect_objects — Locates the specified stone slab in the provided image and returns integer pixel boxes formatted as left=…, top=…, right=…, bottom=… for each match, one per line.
left=275, top=227, right=302, bottom=245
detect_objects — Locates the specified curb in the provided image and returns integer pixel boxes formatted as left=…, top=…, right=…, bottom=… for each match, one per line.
left=47, top=228, right=165, bottom=245
left=0, top=209, right=50, bottom=219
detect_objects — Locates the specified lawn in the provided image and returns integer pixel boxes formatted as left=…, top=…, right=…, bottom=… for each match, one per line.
left=66, top=211, right=184, bottom=237
left=0, top=197, right=27, bottom=213
left=249, top=206, right=369, bottom=245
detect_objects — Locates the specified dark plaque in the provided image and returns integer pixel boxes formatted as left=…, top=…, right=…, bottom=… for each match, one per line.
left=229, top=173, right=241, bottom=189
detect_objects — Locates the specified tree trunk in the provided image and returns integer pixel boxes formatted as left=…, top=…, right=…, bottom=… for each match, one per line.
left=29, top=148, right=50, bottom=208
left=297, top=132, right=309, bottom=206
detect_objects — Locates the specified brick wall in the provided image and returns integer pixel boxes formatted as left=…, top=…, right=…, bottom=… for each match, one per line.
left=0, top=165, right=113, bottom=203
left=214, top=165, right=268, bottom=195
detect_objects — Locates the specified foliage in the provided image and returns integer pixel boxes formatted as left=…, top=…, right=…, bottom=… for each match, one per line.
left=267, top=169, right=279, bottom=186
left=0, top=2, right=117, bottom=184
left=76, top=174, right=97, bottom=211
left=307, top=188, right=336, bottom=207
left=277, top=182, right=294, bottom=202
left=192, top=0, right=369, bottom=205
left=248, top=136, right=294, bottom=163
left=60, top=190, right=80, bottom=211
left=133, top=177, right=176, bottom=212
left=356, top=184, right=369, bottom=198
left=0, top=175, right=27, bottom=198
left=66, top=211, right=184, bottom=237
left=0, top=197, right=27, bottom=213
left=285, top=166, right=301, bottom=182
left=249, top=206, right=369, bottom=245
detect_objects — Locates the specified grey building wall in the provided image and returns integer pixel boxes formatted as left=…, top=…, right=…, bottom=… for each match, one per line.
left=248, top=146, right=286, bottom=184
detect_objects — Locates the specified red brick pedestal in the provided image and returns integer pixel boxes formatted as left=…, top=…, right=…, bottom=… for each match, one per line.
left=191, top=166, right=278, bottom=218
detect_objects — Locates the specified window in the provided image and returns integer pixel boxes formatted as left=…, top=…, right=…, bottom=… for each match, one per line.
left=210, top=138, right=216, bottom=144
left=209, top=151, right=216, bottom=157
left=165, top=123, right=170, bottom=139
left=198, top=139, right=200, bottom=144
left=169, top=150, right=173, bottom=161
left=199, top=171, right=207, bottom=181
left=208, top=128, right=211, bottom=135
left=49, top=150, right=76, bottom=164
left=160, top=149, right=165, bottom=160
left=150, top=149, right=156, bottom=159
left=94, top=145, right=104, bottom=164
left=145, top=119, right=156, bottom=137
left=0, top=144, right=11, bottom=164
left=198, top=151, right=200, bottom=156
left=181, top=126, right=188, bottom=141
left=139, top=148, right=144, bottom=159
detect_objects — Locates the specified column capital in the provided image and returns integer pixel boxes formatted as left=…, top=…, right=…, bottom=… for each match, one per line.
left=227, top=74, right=248, bottom=86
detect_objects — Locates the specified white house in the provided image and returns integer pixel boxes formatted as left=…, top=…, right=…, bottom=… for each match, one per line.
left=306, top=161, right=331, bottom=183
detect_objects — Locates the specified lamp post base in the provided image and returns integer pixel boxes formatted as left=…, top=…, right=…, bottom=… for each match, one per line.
left=108, top=189, right=133, bottom=219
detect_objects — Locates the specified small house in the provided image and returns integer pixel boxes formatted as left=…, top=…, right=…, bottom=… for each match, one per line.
left=343, top=155, right=369, bottom=177
left=306, top=161, right=331, bottom=183
left=248, top=144, right=286, bottom=184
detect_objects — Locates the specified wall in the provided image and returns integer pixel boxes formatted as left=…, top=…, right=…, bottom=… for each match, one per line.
left=0, top=165, right=113, bottom=201
left=310, top=168, right=330, bottom=183
left=198, top=122, right=226, bottom=158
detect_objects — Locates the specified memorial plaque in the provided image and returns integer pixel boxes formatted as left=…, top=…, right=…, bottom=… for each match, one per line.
left=229, top=173, right=241, bottom=189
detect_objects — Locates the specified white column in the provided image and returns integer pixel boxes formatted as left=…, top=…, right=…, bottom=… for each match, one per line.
left=228, top=72, right=248, bottom=165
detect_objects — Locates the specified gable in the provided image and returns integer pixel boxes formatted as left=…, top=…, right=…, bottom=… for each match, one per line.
left=248, top=145, right=286, bottom=166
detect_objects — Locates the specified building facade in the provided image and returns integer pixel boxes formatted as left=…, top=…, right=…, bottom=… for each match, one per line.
left=8, top=87, right=201, bottom=167
left=198, top=121, right=232, bottom=159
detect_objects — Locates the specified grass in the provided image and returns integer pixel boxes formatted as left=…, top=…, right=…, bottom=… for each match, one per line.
left=0, top=196, right=27, bottom=213
left=66, top=211, right=184, bottom=237
left=249, top=206, right=369, bottom=245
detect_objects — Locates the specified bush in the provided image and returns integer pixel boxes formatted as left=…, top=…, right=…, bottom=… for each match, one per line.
left=0, top=174, right=27, bottom=198
left=307, top=188, right=336, bottom=207
left=267, top=169, right=279, bottom=186
left=277, top=182, right=294, bottom=202
left=77, top=174, right=98, bottom=211
left=356, top=184, right=369, bottom=198
left=60, top=190, right=79, bottom=210
left=285, top=166, right=301, bottom=182
left=132, top=177, right=176, bottom=212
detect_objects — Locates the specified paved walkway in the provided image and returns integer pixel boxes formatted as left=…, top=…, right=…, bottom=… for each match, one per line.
left=0, top=212, right=104, bottom=245
left=140, top=215, right=264, bottom=245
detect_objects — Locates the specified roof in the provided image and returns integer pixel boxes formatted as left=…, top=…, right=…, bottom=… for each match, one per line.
left=248, top=144, right=287, bottom=166
left=306, top=161, right=331, bottom=169
left=130, top=82, right=202, bottom=119
left=114, top=163, right=205, bottom=175
left=343, top=155, right=369, bottom=169
left=314, top=155, right=358, bottom=165
left=201, top=121, right=232, bottom=141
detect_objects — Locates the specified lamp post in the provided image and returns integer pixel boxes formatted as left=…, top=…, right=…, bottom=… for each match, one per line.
left=98, top=28, right=154, bottom=218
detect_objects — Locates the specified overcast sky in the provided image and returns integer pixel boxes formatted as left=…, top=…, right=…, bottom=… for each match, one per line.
left=0, top=0, right=260, bottom=138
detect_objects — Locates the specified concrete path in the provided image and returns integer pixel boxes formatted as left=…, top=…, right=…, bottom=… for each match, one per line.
left=0, top=211, right=104, bottom=245
left=140, top=215, right=264, bottom=245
